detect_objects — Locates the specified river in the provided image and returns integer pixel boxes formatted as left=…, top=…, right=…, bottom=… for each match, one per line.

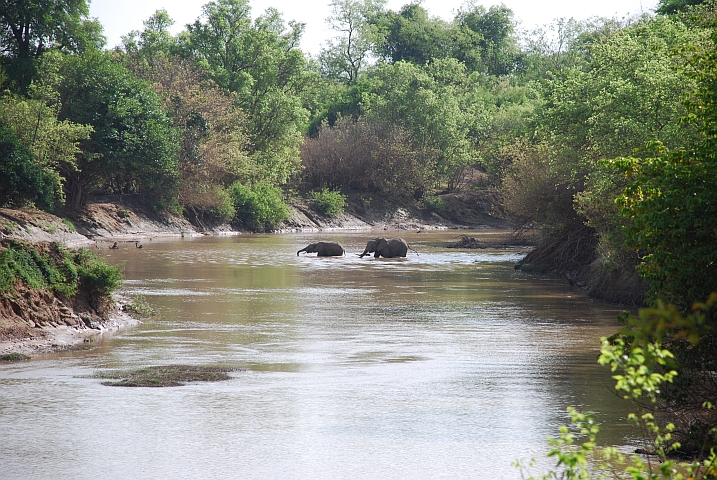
left=0, top=230, right=637, bottom=479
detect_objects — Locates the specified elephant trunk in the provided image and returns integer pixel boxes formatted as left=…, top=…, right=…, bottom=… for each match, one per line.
left=297, top=248, right=305, bottom=256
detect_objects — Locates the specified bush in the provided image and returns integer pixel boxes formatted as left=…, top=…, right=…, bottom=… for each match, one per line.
left=421, top=194, right=444, bottom=212
left=228, top=181, right=289, bottom=232
left=0, top=241, right=121, bottom=300
left=309, top=188, right=347, bottom=217
left=74, top=249, right=123, bottom=298
left=300, top=116, right=438, bottom=199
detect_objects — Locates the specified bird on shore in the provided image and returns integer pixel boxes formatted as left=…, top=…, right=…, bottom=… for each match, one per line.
left=109, top=242, right=119, bottom=249
left=135, top=241, right=143, bottom=249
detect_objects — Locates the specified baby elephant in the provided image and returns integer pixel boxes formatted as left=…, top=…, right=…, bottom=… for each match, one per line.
left=297, top=241, right=345, bottom=257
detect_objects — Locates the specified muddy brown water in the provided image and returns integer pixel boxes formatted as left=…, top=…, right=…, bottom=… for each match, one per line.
left=0, top=230, right=638, bottom=479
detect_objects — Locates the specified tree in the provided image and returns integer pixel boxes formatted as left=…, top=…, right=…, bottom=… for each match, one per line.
left=0, top=92, right=92, bottom=206
left=362, top=58, right=491, bottom=191
left=319, top=0, right=386, bottom=83
left=47, top=50, right=178, bottom=209
left=131, top=55, right=252, bottom=223
left=452, top=4, right=520, bottom=75
left=370, top=2, right=448, bottom=66
left=0, top=0, right=104, bottom=93
left=183, top=0, right=310, bottom=184
left=120, top=9, right=177, bottom=70
left=0, top=126, right=58, bottom=209
left=656, top=0, right=708, bottom=14
left=300, top=116, right=437, bottom=198
left=610, top=21, right=717, bottom=309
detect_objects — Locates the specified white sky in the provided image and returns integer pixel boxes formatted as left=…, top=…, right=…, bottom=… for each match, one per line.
left=90, top=0, right=660, bottom=56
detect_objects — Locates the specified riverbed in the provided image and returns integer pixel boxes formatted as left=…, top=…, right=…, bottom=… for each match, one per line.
left=0, top=230, right=636, bottom=479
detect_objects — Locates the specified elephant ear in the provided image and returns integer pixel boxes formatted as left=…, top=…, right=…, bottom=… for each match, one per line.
left=376, top=239, right=389, bottom=251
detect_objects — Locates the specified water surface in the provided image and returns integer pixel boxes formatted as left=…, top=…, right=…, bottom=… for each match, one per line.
left=0, top=231, right=635, bottom=479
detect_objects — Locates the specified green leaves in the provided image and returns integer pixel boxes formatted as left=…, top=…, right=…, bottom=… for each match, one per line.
left=228, top=181, right=289, bottom=232
left=0, top=241, right=121, bottom=300
left=50, top=50, right=179, bottom=209
left=0, top=127, right=59, bottom=210
left=362, top=58, right=488, bottom=191
left=183, top=0, right=310, bottom=182
left=0, top=0, right=103, bottom=92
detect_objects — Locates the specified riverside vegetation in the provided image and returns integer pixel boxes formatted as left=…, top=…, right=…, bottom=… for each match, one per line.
left=1, top=0, right=716, bottom=476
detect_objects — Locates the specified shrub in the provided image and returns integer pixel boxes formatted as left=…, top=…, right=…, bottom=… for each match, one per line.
left=0, top=241, right=121, bottom=300
left=205, top=185, right=236, bottom=223
left=309, top=188, right=347, bottom=217
left=300, top=116, right=438, bottom=199
left=421, top=194, right=444, bottom=212
left=74, top=249, right=123, bottom=298
left=228, top=181, right=289, bottom=232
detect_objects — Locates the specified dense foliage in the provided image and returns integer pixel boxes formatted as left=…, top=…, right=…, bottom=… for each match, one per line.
left=0, top=240, right=121, bottom=299
left=0, top=127, right=59, bottom=209
left=309, top=188, right=347, bottom=217
left=228, top=181, right=289, bottom=232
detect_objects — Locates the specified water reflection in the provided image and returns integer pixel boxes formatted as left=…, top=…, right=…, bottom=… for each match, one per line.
left=0, top=230, right=636, bottom=479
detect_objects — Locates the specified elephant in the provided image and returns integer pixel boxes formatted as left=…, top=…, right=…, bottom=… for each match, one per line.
left=358, top=237, right=416, bottom=258
left=297, top=241, right=345, bottom=257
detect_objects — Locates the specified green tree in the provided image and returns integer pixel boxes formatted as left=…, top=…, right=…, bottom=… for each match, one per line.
left=183, top=0, right=310, bottom=184
left=119, top=10, right=254, bottom=224
left=319, top=0, right=386, bottom=83
left=47, top=50, right=178, bottom=209
left=120, top=9, right=178, bottom=70
left=502, top=16, right=700, bottom=247
left=452, top=4, right=520, bottom=75
left=0, top=92, right=92, bottom=205
left=0, top=0, right=104, bottom=93
left=370, top=3, right=450, bottom=66
left=362, top=58, right=491, bottom=191
left=657, top=0, right=709, bottom=14
left=133, top=55, right=252, bottom=224
left=0, top=126, right=58, bottom=209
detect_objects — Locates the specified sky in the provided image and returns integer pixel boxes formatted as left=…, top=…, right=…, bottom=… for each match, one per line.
left=89, top=0, right=660, bottom=56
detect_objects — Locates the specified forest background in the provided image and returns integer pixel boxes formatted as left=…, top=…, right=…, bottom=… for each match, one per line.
left=1, top=0, right=717, bottom=475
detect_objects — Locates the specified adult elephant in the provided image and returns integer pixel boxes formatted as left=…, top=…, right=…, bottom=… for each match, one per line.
left=297, top=241, right=345, bottom=257
left=358, top=237, right=415, bottom=258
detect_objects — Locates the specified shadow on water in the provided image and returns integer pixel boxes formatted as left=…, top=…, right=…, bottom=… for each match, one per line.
left=0, top=230, right=637, bottom=479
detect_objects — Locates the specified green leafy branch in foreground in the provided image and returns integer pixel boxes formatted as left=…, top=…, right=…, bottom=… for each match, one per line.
left=516, top=297, right=717, bottom=480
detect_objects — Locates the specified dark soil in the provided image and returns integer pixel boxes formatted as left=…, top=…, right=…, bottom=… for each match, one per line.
left=94, top=365, right=241, bottom=387
left=513, top=226, right=647, bottom=306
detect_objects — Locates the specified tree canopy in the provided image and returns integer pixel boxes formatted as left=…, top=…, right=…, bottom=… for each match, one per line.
left=0, top=0, right=104, bottom=92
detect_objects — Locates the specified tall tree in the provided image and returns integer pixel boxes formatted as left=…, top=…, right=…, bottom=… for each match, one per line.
left=183, top=0, right=310, bottom=184
left=0, top=0, right=104, bottom=93
left=46, top=50, right=178, bottom=209
left=370, top=3, right=450, bottom=66
left=319, top=0, right=386, bottom=83
left=120, top=9, right=177, bottom=70
left=362, top=58, right=491, bottom=191
left=453, top=4, right=519, bottom=75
